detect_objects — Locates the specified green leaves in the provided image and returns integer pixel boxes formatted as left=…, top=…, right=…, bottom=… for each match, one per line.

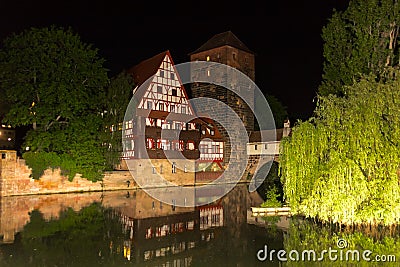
left=0, top=26, right=109, bottom=181
left=320, top=0, right=400, bottom=96
left=281, top=69, right=400, bottom=225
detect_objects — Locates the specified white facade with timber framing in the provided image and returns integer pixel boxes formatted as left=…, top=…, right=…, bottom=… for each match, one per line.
left=121, top=51, right=224, bottom=184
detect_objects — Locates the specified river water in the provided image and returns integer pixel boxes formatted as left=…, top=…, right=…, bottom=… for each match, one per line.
left=0, top=184, right=398, bottom=266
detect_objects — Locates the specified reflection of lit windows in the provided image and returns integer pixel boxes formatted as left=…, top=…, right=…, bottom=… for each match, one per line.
left=172, top=162, right=176, bottom=173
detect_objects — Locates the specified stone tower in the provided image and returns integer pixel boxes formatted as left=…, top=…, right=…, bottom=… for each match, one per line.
left=189, top=31, right=255, bottom=167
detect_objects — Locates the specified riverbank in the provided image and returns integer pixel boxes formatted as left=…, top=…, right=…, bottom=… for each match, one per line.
left=0, top=150, right=251, bottom=197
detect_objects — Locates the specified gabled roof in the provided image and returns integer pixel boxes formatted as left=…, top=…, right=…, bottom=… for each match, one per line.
left=127, top=50, right=170, bottom=86
left=189, top=31, right=254, bottom=55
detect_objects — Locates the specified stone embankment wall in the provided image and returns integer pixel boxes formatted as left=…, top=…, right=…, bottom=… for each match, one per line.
left=0, top=150, right=136, bottom=196
left=0, top=150, right=256, bottom=197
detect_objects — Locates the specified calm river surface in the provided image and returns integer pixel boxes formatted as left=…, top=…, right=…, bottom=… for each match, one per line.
left=0, top=184, right=398, bottom=266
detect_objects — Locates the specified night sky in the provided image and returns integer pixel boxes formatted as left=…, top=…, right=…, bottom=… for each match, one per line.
left=0, top=0, right=350, bottom=121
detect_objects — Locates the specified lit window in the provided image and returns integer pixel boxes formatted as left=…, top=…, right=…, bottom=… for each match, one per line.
left=206, top=56, right=210, bottom=61
left=187, top=141, right=195, bottom=150
left=207, top=70, right=210, bottom=77
left=210, top=130, right=215, bottom=136
left=265, top=144, right=268, bottom=149
left=146, top=138, right=155, bottom=149
left=172, top=162, right=177, bottom=173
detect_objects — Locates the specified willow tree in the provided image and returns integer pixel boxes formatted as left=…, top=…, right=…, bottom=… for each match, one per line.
left=0, top=26, right=109, bottom=181
left=280, top=69, right=400, bottom=226
left=320, top=0, right=400, bottom=96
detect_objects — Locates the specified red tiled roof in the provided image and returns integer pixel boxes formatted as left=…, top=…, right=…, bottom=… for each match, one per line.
left=248, top=128, right=289, bottom=143
left=127, top=50, right=170, bottom=86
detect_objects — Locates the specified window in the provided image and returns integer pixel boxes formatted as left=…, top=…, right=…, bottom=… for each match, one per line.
left=172, top=162, right=177, bottom=173
left=170, top=105, right=175, bottom=113
left=170, top=73, right=175, bottom=80
left=254, top=144, right=258, bottom=150
left=147, top=101, right=153, bottom=110
left=184, top=165, right=187, bottom=173
left=147, top=138, right=155, bottom=149
left=187, top=141, right=195, bottom=150
left=158, top=103, right=164, bottom=111
left=233, top=53, right=236, bottom=60
left=265, top=144, right=268, bottom=149
left=1, top=153, right=6, bottom=159
left=207, top=70, right=210, bottom=77
left=171, top=89, right=177, bottom=96
left=157, top=85, right=163, bottom=94
left=181, top=106, right=186, bottom=114
left=210, top=130, right=215, bottom=136
left=160, top=70, right=164, bottom=77
left=206, top=56, right=210, bottom=61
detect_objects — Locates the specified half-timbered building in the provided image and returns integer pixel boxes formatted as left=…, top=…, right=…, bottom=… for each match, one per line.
left=121, top=51, right=224, bottom=184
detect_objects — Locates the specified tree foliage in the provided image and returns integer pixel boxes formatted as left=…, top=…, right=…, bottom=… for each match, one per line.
left=102, top=71, right=134, bottom=169
left=256, top=93, right=288, bottom=129
left=320, top=0, right=400, bottom=96
left=0, top=26, right=109, bottom=181
left=280, top=69, right=400, bottom=226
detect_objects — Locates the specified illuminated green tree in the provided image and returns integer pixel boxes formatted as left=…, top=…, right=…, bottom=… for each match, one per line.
left=0, top=26, right=109, bottom=181
left=280, top=69, right=400, bottom=226
left=320, top=0, right=400, bottom=96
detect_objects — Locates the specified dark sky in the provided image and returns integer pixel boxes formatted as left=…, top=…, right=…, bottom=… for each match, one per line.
left=0, top=0, right=350, bottom=121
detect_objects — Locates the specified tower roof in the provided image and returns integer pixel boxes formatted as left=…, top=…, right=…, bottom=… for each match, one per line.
left=189, top=31, right=254, bottom=55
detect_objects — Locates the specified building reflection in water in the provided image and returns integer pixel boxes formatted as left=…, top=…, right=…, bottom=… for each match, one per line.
left=0, top=184, right=266, bottom=266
